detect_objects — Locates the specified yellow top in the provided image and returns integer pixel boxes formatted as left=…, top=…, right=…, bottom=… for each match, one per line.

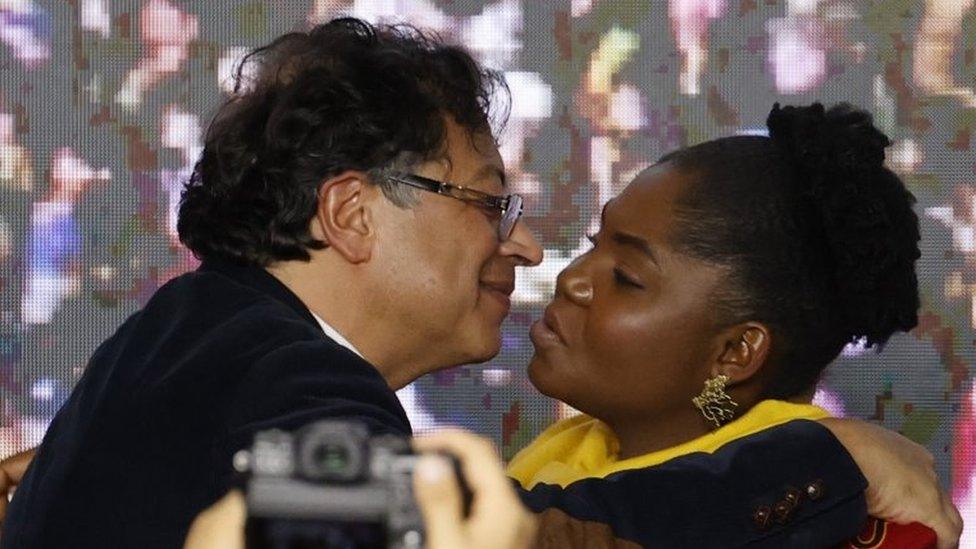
left=507, top=399, right=830, bottom=489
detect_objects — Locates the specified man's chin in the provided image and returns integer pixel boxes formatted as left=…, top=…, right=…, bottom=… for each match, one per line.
left=471, top=338, right=503, bottom=364
left=458, top=330, right=503, bottom=365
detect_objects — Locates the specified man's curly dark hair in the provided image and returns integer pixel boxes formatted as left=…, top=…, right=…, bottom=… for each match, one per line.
left=659, top=103, right=921, bottom=399
left=178, top=18, right=508, bottom=266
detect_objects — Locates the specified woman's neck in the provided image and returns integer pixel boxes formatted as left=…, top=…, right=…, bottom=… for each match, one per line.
left=610, top=391, right=816, bottom=460
left=611, top=409, right=713, bottom=460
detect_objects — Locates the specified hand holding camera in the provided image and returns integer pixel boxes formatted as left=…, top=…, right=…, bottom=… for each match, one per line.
left=412, top=429, right=537, bottom=549
left=184, top=424, right=536, bottom=549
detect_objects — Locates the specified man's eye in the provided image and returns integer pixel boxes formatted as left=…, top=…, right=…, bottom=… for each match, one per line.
left=613, top=268, right=644, bottom=289
left=475, top=203, right=501, bottom=217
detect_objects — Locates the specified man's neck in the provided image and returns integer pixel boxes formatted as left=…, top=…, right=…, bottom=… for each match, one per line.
left=265, top=259, right=420, bottom=390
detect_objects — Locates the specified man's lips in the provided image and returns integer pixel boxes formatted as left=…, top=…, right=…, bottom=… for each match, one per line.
left=480, top=280, right=514, bottom=309
left=481, top=280, right=515, bottom=296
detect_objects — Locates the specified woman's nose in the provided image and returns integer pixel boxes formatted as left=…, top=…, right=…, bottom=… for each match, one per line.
left=556, top=256, right=593, bottom=306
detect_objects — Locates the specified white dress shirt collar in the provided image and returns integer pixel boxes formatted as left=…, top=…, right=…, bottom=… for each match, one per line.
left=309, top=311, right=365, bottom=360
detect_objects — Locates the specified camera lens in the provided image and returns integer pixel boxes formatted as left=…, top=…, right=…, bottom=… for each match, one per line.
left=297, top=421, right=368, bottom=482
left=314, top=442, right=350, bottom=473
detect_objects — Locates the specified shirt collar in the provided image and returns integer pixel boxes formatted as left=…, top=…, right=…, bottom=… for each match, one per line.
left=310, top=311, right=365, bottom=359
left=507, top=399, right=830, bottom=489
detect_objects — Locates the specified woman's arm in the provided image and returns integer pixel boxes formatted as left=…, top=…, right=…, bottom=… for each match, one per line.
left=0, top=447, right=36, bottom=531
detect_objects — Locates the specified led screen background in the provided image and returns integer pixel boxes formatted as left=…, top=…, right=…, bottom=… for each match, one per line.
left=0, top=1, right=974, bottom=543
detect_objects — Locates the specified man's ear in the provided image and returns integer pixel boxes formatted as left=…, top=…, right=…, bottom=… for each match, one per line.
left=313, top=171, right=376, bottom=264
left=711, top=322, right=772, bottom=385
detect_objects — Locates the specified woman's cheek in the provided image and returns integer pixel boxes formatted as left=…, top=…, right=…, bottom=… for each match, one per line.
left=585, top=304, right=658, bottom=360
left=586, top=300, right=702, bottom=366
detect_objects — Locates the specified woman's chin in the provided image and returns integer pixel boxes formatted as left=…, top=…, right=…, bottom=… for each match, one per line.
left=528, top=355, right=594, bottom=418
left=527, top=353, right=562, bottom=399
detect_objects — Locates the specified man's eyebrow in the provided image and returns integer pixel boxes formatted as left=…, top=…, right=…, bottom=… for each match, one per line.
left=466, top=164, right=507, bottom=189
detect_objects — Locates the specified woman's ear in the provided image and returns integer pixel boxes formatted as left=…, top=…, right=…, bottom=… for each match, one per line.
left=313, top=171, right=376, bottom=264
left=712, top=322, right=771, bottom=385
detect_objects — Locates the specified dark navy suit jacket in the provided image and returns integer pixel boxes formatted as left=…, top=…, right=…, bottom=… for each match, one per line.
left=2, top=259, right=411, bottom=548
left=2, top=259, right=867, bottom=548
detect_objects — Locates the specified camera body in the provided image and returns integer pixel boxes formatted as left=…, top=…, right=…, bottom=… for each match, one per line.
left=239, top=420, right=425, bottom=549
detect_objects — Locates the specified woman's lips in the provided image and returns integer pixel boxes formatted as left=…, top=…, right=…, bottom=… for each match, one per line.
left=530, top=307, right=565, bottom=347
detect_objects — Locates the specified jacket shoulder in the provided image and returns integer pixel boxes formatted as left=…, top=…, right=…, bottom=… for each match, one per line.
left=517, top=420, right=868, bottom=548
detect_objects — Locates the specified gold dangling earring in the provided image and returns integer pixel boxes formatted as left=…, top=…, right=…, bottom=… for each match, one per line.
left=692, top=374, right=738, bottom=429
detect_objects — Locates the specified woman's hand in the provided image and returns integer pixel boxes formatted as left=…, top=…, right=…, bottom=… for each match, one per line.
left=819, top=418, right=963, bottom=549
left=0, top=447, right=35, bottom=533
left=413, top=429, right=538, bottom=549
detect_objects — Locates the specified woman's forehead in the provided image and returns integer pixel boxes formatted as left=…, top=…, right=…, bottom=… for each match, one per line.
left=599, top=167, right=699, bottom=251
left=616, top=167, right=688, bottom=214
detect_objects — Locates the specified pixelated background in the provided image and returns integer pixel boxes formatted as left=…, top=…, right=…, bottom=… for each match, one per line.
left=0, top=0, right=974, bottom=543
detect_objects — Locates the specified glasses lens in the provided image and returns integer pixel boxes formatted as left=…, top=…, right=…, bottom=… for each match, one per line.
left=500, top=194, right=523, bottom=240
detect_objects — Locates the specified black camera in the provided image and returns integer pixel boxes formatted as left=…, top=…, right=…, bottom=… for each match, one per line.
left=238, top=420, right=436, bottom=549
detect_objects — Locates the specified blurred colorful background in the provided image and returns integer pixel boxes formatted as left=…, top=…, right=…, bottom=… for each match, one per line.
left=0, top=0, right=974, bottom=544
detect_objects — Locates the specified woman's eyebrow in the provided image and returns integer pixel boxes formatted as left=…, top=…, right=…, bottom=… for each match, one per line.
left=611, top=231, right=660, bottom=266
left=599, top=201, right=660, bottom=266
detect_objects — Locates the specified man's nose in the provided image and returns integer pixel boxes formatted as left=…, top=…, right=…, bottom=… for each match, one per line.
left=499, top=220, right=544, bottom=266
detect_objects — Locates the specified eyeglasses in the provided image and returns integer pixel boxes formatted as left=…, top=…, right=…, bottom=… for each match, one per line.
left=386, top=172, right=524, bottom=241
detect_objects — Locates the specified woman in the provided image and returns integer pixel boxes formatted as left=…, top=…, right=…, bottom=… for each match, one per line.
left=2, top=101, right=958, bottom=548
left=510, top=102, right=950, bottom=547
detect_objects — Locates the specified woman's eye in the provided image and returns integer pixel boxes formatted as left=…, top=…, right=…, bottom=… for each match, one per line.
left=613, top=268, right=644, bottom=289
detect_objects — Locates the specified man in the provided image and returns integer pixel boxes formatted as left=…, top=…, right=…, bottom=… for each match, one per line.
left=0, top=17, right=962, bottom=548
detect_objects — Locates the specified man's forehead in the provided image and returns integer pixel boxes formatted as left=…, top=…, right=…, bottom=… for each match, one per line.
left=429, top=152, right=505, bottom=187
left=443, top=141, right=506, bottom=188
